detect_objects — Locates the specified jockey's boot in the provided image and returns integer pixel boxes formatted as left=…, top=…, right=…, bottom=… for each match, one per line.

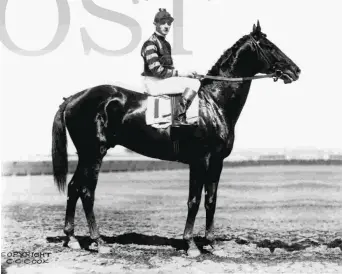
left=173, top=88, right=197, bottom=127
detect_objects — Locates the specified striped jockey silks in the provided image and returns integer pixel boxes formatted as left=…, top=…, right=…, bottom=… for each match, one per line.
left=141, top=33, right=175, bottom=79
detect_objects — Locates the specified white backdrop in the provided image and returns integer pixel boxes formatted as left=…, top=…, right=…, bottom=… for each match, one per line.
left=1, top=0, right=341, bottom=160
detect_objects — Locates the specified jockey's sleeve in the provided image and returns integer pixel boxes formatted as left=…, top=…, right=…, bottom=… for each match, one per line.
left=142, top=44, right=175, bottom=79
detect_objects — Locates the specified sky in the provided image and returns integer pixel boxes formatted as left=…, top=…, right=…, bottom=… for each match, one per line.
left=1, top=0, right=342, bottom=161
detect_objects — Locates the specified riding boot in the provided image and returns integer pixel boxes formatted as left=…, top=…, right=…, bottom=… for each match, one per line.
left=173, top=88, right=197, bottom=127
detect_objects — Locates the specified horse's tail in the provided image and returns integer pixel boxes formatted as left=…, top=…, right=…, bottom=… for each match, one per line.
left=52, top=100, right=69, bottom=193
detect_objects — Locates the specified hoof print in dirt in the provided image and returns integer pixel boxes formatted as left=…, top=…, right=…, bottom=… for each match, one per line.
left=202, top=244, right=214, bottom=251
left=212, top=249, right=227, bottom=257
left=235, top=237, right=249, bottom=245
left=202, top=243, right=217, bottom=253
left=98, top=246, right=112, bottom=254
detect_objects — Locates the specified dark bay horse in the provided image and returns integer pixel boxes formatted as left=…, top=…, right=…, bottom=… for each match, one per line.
left=52, top=22, right=300, bottom=256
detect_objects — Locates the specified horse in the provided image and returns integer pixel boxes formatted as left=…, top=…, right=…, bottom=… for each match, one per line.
left=52, top=21, right=300, bottom=256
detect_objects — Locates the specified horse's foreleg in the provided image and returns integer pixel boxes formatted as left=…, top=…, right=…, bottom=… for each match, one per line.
left=183, top=160, right=207, bottom=257
left=204, top=158, right=223, bottom=245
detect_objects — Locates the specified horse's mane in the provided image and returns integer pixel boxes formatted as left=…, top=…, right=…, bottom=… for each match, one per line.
left=207, top=35, right=250, bottom=76
left=198, top=34, right=251, bottom=142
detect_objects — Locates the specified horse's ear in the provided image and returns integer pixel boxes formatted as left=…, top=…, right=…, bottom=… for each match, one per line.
left=252, top=24, right=256, bottom=33
left=256, top=20, right=261, bottom=32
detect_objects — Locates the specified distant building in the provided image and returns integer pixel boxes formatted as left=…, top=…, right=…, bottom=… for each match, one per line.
left=329, top=154, right=342, bottom=160
left=259, top=154, right=286, bottom=161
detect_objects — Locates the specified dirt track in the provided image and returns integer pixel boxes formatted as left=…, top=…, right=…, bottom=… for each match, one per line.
left=1, top=166, right=342, bottom=273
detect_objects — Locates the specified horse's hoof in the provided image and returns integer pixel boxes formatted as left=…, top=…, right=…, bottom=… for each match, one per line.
left=68, top=237, right=81, bottom=250
left=187, top=248, right=201, bottom=257
left=98, top=246, right=112, bottom=254
left=185, top=239, right=201, bottom=257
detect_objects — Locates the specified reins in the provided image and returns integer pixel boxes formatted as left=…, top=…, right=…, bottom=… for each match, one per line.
left=193, top=71, right=283, bottom=82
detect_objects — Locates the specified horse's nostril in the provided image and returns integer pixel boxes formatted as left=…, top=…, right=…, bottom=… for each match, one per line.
left=296, top=67, right=301, bottom=75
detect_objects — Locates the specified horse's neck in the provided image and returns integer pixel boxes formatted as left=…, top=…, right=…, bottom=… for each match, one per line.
left=202, top=72, right=254, bottom=127
left=221, top=47, right=261, bottom=121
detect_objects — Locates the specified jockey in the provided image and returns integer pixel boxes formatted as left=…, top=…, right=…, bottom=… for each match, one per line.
left=141, top=8, right=201, bottom=127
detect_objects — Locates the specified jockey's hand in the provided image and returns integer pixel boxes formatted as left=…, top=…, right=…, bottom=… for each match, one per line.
left=178, top=70, right=197, bottom=78
left=188, top=71, right=198, bottom=78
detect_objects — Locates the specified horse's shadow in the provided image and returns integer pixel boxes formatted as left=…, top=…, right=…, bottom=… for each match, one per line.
left=46, top=233, right=214, bottom=252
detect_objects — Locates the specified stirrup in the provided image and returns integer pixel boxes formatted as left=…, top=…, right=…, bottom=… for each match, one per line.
left=172, top=115, right=193, bottom=127
left=172, top=121, right=192, bottom=127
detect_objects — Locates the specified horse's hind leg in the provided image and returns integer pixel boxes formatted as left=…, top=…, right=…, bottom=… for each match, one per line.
left=77, top=146, right=110, bottom=253
left=63, top=164, right=82, bottom=249
left=63, top=136, right=109, bottom=252
left=63, top=160, right=100, bottom=249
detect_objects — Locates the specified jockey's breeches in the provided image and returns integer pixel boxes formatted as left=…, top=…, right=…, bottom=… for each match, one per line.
left=143, top=77, right=201, bottom=96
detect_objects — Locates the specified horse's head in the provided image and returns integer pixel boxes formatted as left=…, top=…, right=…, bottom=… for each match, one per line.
left=250, top=21, right=301, bottom=84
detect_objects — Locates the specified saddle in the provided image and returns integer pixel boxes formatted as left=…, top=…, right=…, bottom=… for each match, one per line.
left=112, top=81, right=199, bottom=129
left=146, top=93, right=199, bottom=129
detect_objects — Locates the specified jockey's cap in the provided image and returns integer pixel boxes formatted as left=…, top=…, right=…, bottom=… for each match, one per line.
left=154, top=8, right=174, bottom=24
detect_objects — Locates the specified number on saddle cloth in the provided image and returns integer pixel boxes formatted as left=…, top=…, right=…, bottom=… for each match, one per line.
left=149, top=93, right=181, bottom=123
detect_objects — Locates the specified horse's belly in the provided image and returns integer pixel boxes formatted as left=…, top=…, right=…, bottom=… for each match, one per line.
left=116, top=122, right=178, bottom=162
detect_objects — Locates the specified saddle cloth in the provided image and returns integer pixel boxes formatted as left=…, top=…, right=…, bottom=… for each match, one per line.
left=146, top=95, right=199, bottom=129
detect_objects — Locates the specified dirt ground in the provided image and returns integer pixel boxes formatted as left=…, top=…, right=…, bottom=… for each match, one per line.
left=1, top=166, right=342, bottom=273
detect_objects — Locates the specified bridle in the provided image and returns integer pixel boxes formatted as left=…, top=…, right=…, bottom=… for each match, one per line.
left=249, top=35, right=274, bottom=70
left=194, top=35, right=283, bottom=82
